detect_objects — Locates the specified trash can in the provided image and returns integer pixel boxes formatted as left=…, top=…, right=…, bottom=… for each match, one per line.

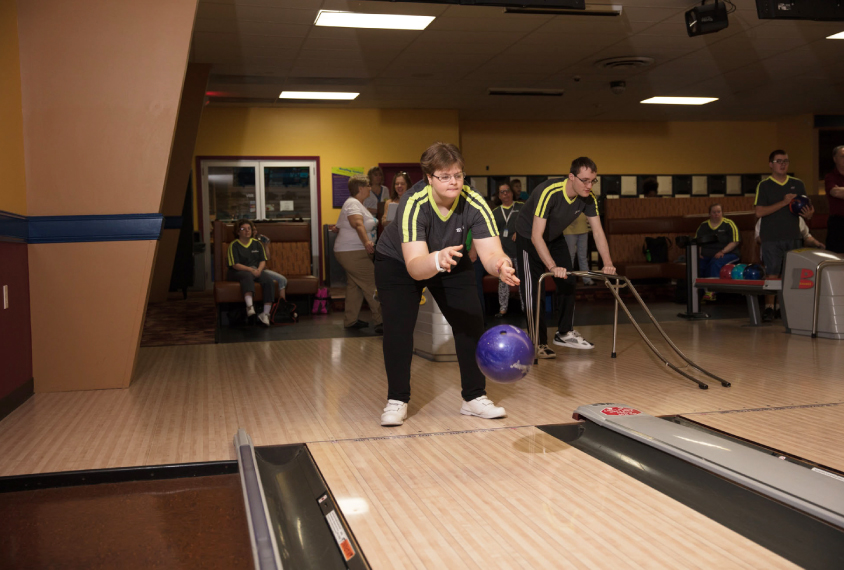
left=412, top=289, right=457, bottom=362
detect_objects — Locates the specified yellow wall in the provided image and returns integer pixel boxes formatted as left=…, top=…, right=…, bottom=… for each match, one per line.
left=0, top=0, right=27, bottom=214
left=461, top=120, right=782, bottom=177
left=776, top=114, right=816, bottom=191
left=193, top=107, right=460, bottom=230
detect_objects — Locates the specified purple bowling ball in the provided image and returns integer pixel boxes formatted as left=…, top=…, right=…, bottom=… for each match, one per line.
left=476, top=325, right=534, bottom=383
left=789, top=196, right=811, bottom=216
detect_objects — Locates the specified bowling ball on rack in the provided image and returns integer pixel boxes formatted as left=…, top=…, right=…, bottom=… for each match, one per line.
left=789, top=195, right=811, bottom=216
left=743, top=264, right=765, bottom=280
left=731, top=264, right=748, bottom=280
left=476, top=325, right=534, bottom=383
left=720, top=264, right=736, bottom=280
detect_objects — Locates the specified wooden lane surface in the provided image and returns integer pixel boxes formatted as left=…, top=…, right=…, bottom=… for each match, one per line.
left=683, top=403, right=844, bottom=473
left=1, top=318, right=843, bottom=476
left=309, top=427, right=797, bottom=570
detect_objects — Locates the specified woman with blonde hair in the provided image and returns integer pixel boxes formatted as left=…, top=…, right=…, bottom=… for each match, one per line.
left=334, top=175, right=382, bottom=332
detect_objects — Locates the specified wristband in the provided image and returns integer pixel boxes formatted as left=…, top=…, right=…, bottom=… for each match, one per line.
left=435, top=251, right=446, bottom=273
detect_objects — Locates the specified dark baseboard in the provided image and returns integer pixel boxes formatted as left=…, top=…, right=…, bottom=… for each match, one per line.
left=0, top=378, right=34, bottom=422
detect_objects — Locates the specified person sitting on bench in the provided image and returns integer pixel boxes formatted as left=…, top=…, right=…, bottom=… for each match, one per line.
left=227, top=219, right=275, bottom=327
left=697, top=203, right=740, bottom=302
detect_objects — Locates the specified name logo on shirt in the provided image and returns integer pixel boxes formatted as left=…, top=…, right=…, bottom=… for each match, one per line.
left=575, top=209, right=581, bottom=215
left=456, top=228, right=462, bottom=233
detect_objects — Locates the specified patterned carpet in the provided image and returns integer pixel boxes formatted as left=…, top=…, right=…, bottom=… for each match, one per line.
left=141, top=293, right=217, bottom=347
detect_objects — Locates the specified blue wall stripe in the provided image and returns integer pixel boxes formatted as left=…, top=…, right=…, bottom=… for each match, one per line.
left=0, top=212, right=164, bottom=244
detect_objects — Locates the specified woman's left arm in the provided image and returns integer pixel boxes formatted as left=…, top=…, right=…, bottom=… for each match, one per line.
left=474, top=237, right=519, bottom=286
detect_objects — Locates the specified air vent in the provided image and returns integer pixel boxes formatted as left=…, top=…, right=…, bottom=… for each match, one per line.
left=505, top=4, right=621, bottom=16
left=489, top=88, right=564, bottom=97
left=210, top=75, right=283, bottom=85
left=593, top=56, right=655, bottom=70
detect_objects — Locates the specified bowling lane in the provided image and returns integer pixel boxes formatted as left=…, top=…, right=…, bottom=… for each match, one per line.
left=309, top=427, right=796, bottom=570
left=682, top=403, right=844, bottom=473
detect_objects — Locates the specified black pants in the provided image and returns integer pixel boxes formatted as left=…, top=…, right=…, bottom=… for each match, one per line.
left=516, top=234, right=576, bottom=346
left=374, top=252, right=486, bottom=403
left=827, top=215, right=844, bottom=254
left=227, top=269, right=275, bottom=305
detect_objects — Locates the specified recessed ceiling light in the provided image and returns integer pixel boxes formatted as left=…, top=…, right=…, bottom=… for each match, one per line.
left=828, top=31, right=844, bottom=40
left=315, top=10, right=435, bottom=30
left=279, top=91, right=359, bottom=100
left=641, top=97, right=718, bottom=105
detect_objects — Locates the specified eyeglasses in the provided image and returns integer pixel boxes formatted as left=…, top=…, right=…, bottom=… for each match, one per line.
left=238, top=227, right=251, bottom=232
left=431, top=172, right=465, bottom=183
left=575, top=176, right=599, bottom=186
left=772, top=159, right=790, bottom=164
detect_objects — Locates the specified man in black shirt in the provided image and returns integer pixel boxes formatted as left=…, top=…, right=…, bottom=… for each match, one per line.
left=516, top=157, right=616, bottom=359
left=755, top=149, right=813, bottom=321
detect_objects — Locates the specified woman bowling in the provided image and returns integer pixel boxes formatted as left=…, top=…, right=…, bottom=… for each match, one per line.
left=374, top=142, right=520, bottom=426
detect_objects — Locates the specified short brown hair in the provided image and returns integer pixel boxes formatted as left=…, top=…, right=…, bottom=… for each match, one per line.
left=236, top=219, right=252, bottom=234
left=348, top=174, right=370, bottom=197
left=709, top=203, right=722, bottom=214
left=420, top=142, right=464, bottom=176
left=367, top=166, right=383, bottom=179
left=570, top=157, right=597, bottom=176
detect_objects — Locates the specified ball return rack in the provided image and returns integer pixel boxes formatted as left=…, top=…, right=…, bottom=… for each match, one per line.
left=532, top=270, right=731, bottom=390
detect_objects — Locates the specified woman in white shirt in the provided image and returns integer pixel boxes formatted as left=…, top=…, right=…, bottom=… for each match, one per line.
left=335, top=175, right=383, bottom=333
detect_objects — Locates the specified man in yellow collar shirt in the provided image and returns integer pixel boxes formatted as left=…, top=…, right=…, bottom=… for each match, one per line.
left=515, top=157, right=616, bottom=359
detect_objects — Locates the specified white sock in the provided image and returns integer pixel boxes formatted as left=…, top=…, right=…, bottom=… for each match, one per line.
left=765, top=303, right=774, bottom=309
left=245, top=294, right=254, bottom=308
left=264, top=303, right=272, bottom=314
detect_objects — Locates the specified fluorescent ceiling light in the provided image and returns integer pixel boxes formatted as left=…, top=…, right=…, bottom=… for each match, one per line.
left=827, top=31, right=844, bottom=39
left=641, top=97, right=718, bottom=105
left=279, top=91, right=359, bottom=100
left=315, top=10, right=434, bottom=30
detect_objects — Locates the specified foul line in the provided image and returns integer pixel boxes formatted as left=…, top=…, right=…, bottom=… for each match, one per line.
left=308, top=424, right=540, bottom=445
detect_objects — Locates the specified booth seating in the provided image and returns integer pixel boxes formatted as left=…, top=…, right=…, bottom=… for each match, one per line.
left=212, top=220, right=319, bottom=306
left=606, top=213, right=760, bottom=280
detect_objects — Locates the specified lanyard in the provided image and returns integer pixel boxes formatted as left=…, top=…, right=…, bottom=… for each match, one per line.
left=501, top=205, right=515, bottom=224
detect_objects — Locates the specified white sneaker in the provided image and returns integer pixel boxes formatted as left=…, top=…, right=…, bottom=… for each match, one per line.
left=257, top=312, right=270, bottom=327
left=553, top=330, right=594, bottom=350
left=380, top=400, right=408, bottom=426
left=246, top=305, right=256, bottom=317
left=536, top=344, right=556, bottom=359
left=460, top=396, right=506, bottom=419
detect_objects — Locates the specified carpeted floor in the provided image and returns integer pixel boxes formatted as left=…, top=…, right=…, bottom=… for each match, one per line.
left=141, top=292, right=217, bottom=347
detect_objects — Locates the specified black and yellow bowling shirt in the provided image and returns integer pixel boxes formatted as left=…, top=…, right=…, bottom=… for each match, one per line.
left=376, top=180, right=498, bottom=263
left=695, top=218, right=741, bottom=258
left=515, top=178, right=598, bottom=242
left=227, top=238, right=267, bottom=269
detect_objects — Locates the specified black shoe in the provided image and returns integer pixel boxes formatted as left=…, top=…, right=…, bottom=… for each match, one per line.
left=374, top=324, right=383, bottom=334
left=775, top=308, right=782, bottom=320
left=345, top=320, right=369, bottom=329
left=762, top=307, right=774, bottom=323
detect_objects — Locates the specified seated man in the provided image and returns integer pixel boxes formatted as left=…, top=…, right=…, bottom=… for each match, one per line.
left=227, top=219, right=275, bottom=327
left=696, top=203, right=740, bottom=302
left=249, top=221, right=288, bottom=302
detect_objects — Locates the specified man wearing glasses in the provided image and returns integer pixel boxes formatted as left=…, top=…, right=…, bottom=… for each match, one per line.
left=755, top=150, right=812, bottom=322
left=515, top=157, right=616, bottom=358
